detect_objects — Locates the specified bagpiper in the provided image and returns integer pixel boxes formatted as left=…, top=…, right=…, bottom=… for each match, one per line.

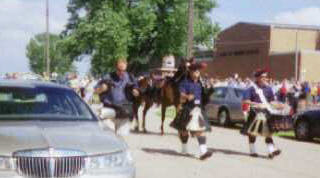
left=170, top=62, right=213, bottom=160
left=241, top=69, right=288, bottom=159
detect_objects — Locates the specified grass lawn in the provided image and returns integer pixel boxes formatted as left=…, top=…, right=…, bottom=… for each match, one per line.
left=155, top=106, right=176, bottom=119
left=274, top=131, right=295, bottom=138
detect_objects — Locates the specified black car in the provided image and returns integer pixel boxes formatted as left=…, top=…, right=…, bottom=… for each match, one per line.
left=294, top=108, right=320, bottom=141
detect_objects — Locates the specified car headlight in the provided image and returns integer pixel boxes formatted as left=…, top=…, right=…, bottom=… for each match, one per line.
left=0, top=156, right=14, bottom=170
left=87, top=151, right=133, bottom=169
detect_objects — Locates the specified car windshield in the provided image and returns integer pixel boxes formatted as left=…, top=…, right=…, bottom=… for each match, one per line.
left=212, top=87, right=227, bottom=98
left=0, top=87, right=94, bottom=120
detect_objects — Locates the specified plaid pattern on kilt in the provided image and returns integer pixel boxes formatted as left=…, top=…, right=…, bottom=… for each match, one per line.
left=170, top=103, right=194, bottom=131
left=170, top=102, right=211, bottom=132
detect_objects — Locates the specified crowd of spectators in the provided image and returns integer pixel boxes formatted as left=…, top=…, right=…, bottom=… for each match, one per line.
left=2, top=72, right=320, bottom=111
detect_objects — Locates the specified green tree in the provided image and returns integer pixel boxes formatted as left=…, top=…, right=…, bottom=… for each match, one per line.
left=26, top=33, right=74, bottom=75
left=62, top=0, right=220, bottom=75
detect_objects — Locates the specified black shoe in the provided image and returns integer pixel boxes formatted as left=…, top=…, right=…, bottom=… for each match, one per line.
left=133, top=126, right=139, bottom=132
left=272, top=150, right=281, bottom=157
left=200, top=152, right=212, bottom=160
left=268, top=150, right=281, bottom=159
left=250, top=153, right=258, bottom=157
left=240, top=127, right=248, bottom=136
left=268, top=153, right=274, bottom=159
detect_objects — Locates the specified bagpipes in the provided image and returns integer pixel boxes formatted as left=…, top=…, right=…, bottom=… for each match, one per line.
left=249, top=82, right=294, bottom=133
left=249, top=107, right=293, bottom=135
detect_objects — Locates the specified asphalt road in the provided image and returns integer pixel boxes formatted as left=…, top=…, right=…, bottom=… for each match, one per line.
left=121, top=107, right=320, bottom=178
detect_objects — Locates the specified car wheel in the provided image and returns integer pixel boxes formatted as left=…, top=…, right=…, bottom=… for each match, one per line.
left=218, top=109, right=230, bottom=127
left=295, top=120, right=312, bottom=141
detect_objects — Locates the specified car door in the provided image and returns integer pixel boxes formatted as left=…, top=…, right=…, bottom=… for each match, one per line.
left=229, top=88, right=245, bottom=121
left=226, top=88, right=239, bottom=120
left=205, top=87, right=227, bottom=121
left=311, top=112, right=320, bottom=136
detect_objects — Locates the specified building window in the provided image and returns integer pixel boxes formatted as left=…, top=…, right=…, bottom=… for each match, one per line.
left=219, top=49, right=259, bottom=57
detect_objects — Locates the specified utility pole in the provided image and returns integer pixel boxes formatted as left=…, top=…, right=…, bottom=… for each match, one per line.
left=186, top=0, right=194, bottom=59
left=46, top=0, right=50, bottom=78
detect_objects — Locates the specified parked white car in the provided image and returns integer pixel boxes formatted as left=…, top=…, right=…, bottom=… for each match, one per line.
left=0, top=80, right=135, bottom=178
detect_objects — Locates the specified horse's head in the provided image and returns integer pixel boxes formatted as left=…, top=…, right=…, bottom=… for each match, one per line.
left=179, top=57, right=196, bottom=73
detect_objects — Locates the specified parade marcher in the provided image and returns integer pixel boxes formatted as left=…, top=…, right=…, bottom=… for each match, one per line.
left=95, top=58, right=140, bottom=135
left=170, top=62, right=213, bottom=160
left=241, top=69, right=286, bottom=159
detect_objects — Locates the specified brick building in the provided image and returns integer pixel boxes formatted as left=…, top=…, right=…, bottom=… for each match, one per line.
left=205, top=22, right=320, bottom=81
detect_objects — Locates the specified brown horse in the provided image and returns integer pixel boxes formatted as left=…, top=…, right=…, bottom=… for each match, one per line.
left=132, top=75, right=164, bottom=132
left=132, top=59, right=193, bottom=134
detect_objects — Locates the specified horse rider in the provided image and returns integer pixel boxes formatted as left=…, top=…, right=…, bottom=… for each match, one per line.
left=95, top=58, right=140, bottom=135
left=170, top=62, right=213, bottom=160
left=241, top=69, right=284, bottom=159
left=171, top=57, right=196, bottom=83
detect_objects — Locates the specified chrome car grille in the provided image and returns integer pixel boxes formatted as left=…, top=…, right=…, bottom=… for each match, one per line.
left=15, top=156, right=85, bottom=178
left=13, top=148, right=87, bottom=178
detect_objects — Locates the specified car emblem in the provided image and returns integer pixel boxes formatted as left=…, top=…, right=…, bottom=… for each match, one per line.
left=48, top=148, right=55, bottom=177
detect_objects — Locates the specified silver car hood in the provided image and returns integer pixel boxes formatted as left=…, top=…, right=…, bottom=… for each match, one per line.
left=0, top=121, right=127, bottom=156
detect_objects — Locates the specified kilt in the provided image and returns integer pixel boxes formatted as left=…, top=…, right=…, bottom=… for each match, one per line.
left=247, top=111, right=272, bottom=137
left=170, top=103, right=211, bottom=132
left=242, top=109, right=293, bottom=137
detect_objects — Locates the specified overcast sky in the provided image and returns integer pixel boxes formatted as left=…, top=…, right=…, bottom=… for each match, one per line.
left=1, top=0, right=320, bottom=73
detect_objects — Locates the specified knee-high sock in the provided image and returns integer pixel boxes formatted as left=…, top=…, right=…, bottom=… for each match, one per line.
left=265, top=137, right=276, bottom=153
left=249, top=135, right=256, bottom=143
left=267, top=144, right=276, bottom=153
left=197, top=136, right=207, bottom=155
left=179, top=134, right=189, bottom=144
left=180, top=134, right=189, bottom=154
left=249, top=143, right=256, bottom=154
left=181, top=143, right=188, bottom=154
left=265, top=137, right=274, bottom=144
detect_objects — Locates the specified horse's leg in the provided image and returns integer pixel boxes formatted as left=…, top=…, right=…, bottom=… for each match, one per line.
left=174, top=103, right=181, bottom=117
left=161, top=104, right=167, bottom=135
left=142, top=100, right=152, bottom=133
left=132, top=102, right=140, bottom=132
